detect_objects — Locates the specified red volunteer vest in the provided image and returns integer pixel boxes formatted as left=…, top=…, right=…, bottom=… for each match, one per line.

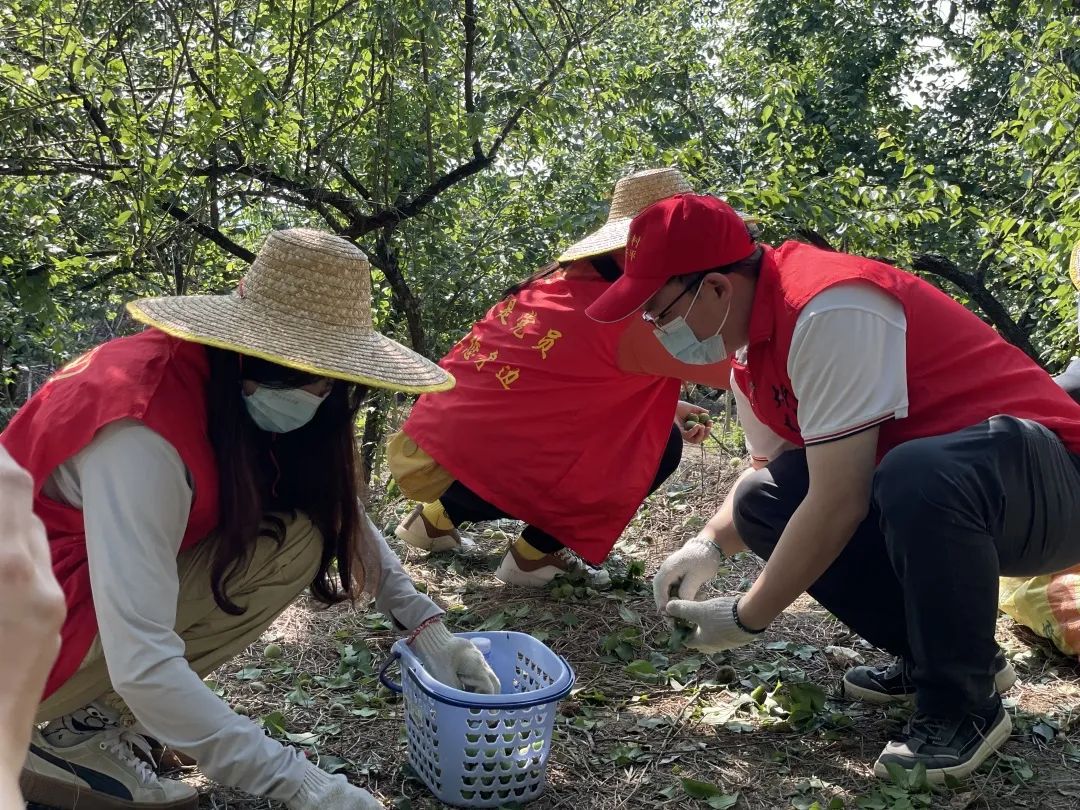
left=404, top=263, right=681, bottom=563
left=731, top=242, right=1080, bottom=460
left=1, top=330, right=220, bottom=698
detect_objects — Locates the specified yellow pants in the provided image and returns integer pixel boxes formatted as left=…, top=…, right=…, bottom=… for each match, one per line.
left=37, top=513, right=323, bottom=722
left=386, top=431, right=455, bottom=504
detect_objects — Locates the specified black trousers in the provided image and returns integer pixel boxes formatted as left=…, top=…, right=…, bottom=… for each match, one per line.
left=732, top=416, right=1080, bottom=716
left=439, top=424, right=684, bottom=554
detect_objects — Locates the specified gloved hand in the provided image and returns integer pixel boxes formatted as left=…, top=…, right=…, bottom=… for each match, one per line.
left=652, top=535, right=724, bottom=612
left=665, top=596, right=765, bottom=653
left=411, top=620, right=501, bottom=693
left=288, top=765, right=382, bottom=809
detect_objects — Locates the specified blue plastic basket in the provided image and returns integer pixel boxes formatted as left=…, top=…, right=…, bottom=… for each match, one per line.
left=379, top=631, right=575, bottom=807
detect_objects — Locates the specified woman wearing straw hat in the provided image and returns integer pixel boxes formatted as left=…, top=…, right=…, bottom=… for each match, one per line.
left=3, top=229, right=499, bottom=810
left=388, top=168, right=738, bottom=586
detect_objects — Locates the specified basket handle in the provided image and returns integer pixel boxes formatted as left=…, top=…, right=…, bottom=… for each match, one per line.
left=378, top=651, right=403, bottom=694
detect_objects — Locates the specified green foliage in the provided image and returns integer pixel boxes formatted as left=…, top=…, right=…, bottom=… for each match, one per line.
left=1, top=0, right=1077, bottom=423
left=680, top=777, right=740, bottom=808
left=704, top=0, right=1080, bottom=368
left=855, top=763, right=933, bottom=809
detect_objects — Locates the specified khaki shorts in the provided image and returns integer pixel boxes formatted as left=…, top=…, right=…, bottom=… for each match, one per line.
left=386, top=431, right=455, bottom=503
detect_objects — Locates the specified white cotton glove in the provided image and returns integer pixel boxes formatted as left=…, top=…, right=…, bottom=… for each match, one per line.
left=288, top=765, right=382, bottom=809
left=411, top=620, right=501, bottom=694
left=652, top=535, right=725, bottom=612
left=665, top=596, right=765, bottom=653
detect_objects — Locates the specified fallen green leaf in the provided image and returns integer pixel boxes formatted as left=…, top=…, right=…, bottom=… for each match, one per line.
left=287, top=687, right=315, bottom=707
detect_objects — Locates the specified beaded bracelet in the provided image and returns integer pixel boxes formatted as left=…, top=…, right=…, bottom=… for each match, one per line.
left=731, top=598, right=765, bottom=635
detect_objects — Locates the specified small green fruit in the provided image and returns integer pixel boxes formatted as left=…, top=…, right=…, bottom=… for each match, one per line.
left=683, top=414, right=698, bottom=425
left=263, top=643, right=283, bottom=660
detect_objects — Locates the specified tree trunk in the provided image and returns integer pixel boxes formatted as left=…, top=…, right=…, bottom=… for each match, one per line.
left=373, top=227, right=429, bottom=358
left=360, top=393, right=387, bottom=487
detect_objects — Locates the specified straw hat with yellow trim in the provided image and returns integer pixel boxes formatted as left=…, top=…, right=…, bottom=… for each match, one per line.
left=558, top=168, right=760, bottom=263
left=127, top=228, right=453, bottom=394
left=558, top=168, right=694, bottom=263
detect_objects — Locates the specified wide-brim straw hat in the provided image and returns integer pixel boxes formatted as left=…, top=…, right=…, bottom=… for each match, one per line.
left=558, top=168, right=760, bottom=262
left=127, top=228, right=453, bottom=394
left=558, top=168, right=695, bottom=263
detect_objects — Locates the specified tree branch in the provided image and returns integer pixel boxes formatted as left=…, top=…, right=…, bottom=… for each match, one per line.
left=77, top=264, right=144, bottom=292
left=191, top=161, right=364, bottom=220
left=341, top=153, right=492, bottom=237
left=463, top=0, right=483, bottom=160
left=911, top=253, right=1043, bottom=367
left=0, top=159, right=118, bottom=181
left=157, top=0, right=222, bottom=110
left=373, top=227, right=428, bottom=355
left=487, top=33, right=575, bottom=156
left=329, top=160, right=374, bottom=201
left=795, top=228, right=836, bottom=251
left=300, top=0, right=364, bottom=44
left=159, top=202, right=254, bottom=261
left=341, top=20, right=579, bottom=238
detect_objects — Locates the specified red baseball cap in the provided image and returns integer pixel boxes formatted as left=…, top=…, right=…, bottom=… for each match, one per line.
left=585, top=193, right=756, bottom=323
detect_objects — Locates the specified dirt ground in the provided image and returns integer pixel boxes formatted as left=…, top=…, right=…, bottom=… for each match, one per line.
left=33, top=445, right=1080, bottom=810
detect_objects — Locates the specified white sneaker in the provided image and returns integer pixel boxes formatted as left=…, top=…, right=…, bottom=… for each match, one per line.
left=21, top=727, right=198, bottom=809
left=394, top=504, right=462, bottom=552
left=494, top=544, right=612, bottom=588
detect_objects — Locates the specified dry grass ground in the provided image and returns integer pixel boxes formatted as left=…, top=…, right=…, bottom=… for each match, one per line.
left=32, top=445, right=1080, bottom=810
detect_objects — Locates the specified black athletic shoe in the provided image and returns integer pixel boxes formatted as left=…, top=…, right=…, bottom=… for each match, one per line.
left=843, top=652, right=1016, bottom=705
left=873, top=694, right=1012, bottom=783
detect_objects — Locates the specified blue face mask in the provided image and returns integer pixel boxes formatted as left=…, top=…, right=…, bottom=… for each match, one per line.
left=653, top=284, right=731, bottom=366
left=243, top=386, right=327, bottom=433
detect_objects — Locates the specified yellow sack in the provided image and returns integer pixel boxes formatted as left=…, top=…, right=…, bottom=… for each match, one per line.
left=1000, top=565, right=1080, bottom=657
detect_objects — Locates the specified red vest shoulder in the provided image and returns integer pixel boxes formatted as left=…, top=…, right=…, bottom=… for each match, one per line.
left=0, top=329, right=220, bottom=698
left=735, top=243, right=1080, bottom=459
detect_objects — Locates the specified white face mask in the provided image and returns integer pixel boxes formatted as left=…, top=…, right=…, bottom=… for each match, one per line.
left=243, top=385, right=327, bottom=433
left=653, top=283, right=732, bottom=366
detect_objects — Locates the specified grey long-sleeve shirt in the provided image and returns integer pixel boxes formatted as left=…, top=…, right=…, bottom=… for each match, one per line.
left=43, top=419, right=440, bottom=801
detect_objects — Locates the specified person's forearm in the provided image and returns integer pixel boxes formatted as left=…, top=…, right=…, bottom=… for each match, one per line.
left=699, top=466, right=755, bottom=556
left=1, top=772, right=20, bottom=808
left=0, top=700, right=28, bottom=758
left=736, top=491, right=866, bottom=629
left=365, top=515, right=443, bottom=630
left=0, top=713, right=28, bottom=774
left=112, top=655, right=312, bottom=799
left=0, top=444, right=64, bottom=797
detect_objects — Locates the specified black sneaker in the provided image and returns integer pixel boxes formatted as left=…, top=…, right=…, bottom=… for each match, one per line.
left=843, top=653, right=1016, bottom=705
left=873, top=694, right=1012, bottom=783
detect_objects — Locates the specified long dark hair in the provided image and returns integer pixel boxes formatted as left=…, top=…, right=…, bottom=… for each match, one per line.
left=501, top=253, right=623, bottom=300
left=205, top=347, right=367, bottom=614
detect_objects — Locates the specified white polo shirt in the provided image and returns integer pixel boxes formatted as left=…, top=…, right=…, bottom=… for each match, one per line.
left=732, top=281, right=909, bottom=463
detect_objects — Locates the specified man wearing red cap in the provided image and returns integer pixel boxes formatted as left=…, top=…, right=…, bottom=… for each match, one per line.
left=587, top=193, right=1080, bottom=783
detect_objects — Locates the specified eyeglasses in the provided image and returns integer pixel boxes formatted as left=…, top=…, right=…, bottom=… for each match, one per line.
left=642, top=270, right=710, bottom=326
